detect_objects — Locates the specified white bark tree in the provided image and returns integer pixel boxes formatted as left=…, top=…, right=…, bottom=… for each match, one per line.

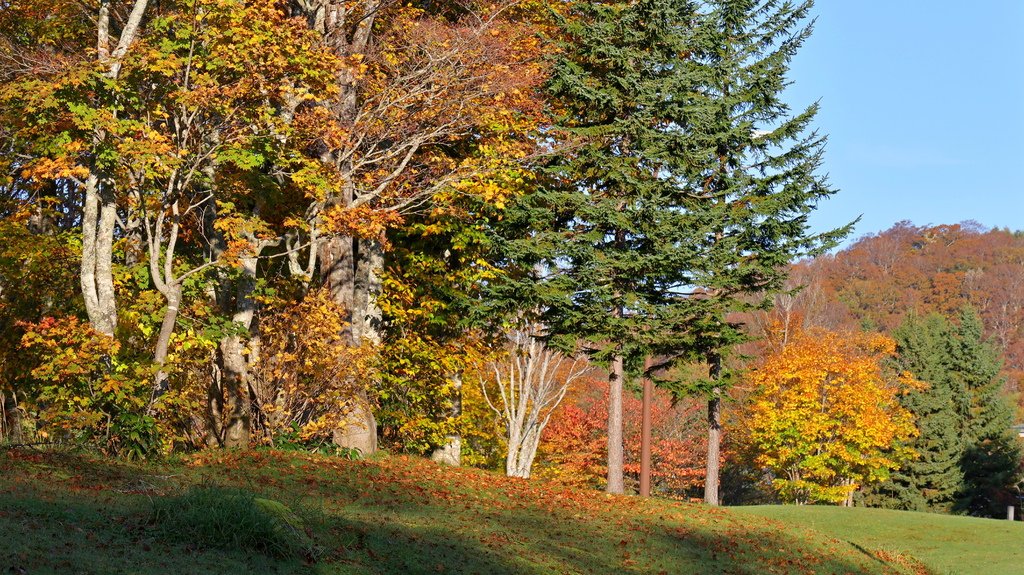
left=482, top=328, right=590, bottom=478
left=79, top=0, right=152, bottom=337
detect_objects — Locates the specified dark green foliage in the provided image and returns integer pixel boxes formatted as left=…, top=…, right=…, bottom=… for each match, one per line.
left=491, top=0, right=844, bottom=373
left=109, top=413, right=160, bottom=461
left=532, top=0, right=705, bottom=363
left=862, top=310, right=1022, bottom=517
left=950, top=309, right=1014, bottom=444
left=151, top=486, right=318, bottom=559
left=958, top=439, right=1022, bottom=517
left=484, top=0, right=843, bottom=499
left=950, top=308, right=1022, bottom=517
left=862, top=314, right=961, bottom=511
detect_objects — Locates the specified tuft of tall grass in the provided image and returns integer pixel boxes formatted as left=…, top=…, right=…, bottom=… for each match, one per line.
left=150, top=485, right=319, bottom=560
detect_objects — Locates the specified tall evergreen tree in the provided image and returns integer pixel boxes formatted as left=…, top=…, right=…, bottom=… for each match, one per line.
left=485, top=0, right=844, bottom=498
left=536, top=0, right=705, bottom=495
left=950, top=308, right=1022, bottom=516
left=863, top=314, right=962, bottom=511
left=665, top=0, right=846, bottom=504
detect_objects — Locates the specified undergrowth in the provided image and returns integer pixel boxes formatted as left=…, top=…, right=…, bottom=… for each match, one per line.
left=150, top=485, right=320, bottom=560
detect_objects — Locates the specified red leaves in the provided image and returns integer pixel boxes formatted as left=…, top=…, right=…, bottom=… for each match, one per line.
left=538, top=377, right=707, bottom=494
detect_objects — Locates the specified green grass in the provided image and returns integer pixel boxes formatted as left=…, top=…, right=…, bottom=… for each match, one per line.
left=733, top=505, right=1024, bottom=575
left=0, top=448, right=953, bottom=575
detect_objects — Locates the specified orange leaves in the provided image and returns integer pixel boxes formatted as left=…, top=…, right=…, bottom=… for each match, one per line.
left=250, top=289, right=376, bottom=443
left=18, top=315, right=152, bottom=449
left=18, top=155, right=90, bottom=183
left=20, top=316, right=121, bottom=384
left=321, top=205, right=404, bottom=245
left=743, top=327, right=922, bottom=504
left=537, top=379, right=706, bottom=493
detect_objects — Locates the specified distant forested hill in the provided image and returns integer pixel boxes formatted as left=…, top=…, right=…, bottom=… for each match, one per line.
left=762, top=221, right=1024, bottom=399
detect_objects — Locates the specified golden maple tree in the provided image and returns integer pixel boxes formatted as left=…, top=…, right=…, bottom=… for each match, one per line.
left=744, top=327, right=924, bottom=505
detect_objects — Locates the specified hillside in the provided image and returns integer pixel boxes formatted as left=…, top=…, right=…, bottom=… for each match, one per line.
left=786, top=222, right=1024, bottom=382
left=2, top=448, right=927, bottom=575
left=735, top=505, right=1024, bottom=575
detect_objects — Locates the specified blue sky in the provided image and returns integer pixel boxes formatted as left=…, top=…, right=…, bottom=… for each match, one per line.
left=784, top=1, right=1024, bottom=246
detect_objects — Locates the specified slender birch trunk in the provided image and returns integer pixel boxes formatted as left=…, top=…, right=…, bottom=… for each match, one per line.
left=80, top=174, right=118, bottom=336
left=80, top=0, right=151, bottom=336
left=704, top=353, right=722, bottom=505
left=607, top=351, right=625, bottom=494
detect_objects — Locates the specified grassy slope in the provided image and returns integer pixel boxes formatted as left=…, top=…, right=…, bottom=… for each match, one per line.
left=2, top=449, right=921, bottom=575
left=734, top=505, right=1024, bottom=575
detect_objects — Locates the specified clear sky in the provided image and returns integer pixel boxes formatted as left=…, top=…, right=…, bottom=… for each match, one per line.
left=784, top=1, right=1024, bottom=246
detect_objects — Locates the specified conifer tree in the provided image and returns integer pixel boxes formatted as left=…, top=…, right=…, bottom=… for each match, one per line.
left=487, top=0, right=843, bottom=498
left=950, top=308, right=1022, bottom=516
left=863, top=314, right=962, bottom=511
left=863, top=309, right=1021, bottom=517
left=952, top=309, right=1014, bottom=442
left=664, top=0, right=846, bottom=504
left=534, top=0, right=706, bottom=495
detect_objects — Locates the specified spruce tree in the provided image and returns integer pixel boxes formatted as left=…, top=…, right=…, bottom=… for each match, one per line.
left=535, top=0, right=707, bottom=495
left=950, top=308, right=1022, bottom=516
left=951, top=309, right=1014, bottom=442
left=863, top=314, right=962, bottom=511
left=485, top=0, right=843, bottom=498
left=664, top=0, right=846, bottom=504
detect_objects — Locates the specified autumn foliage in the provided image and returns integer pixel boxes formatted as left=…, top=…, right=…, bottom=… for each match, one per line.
left=763, top=223, right=1024, bottom=397
left=249, top=289, right=375, bottom=445
left=537, top=377, right=707, bottom=496
left=0, top=0, right=1019, bottom=535
left=18, top=316, right=154, bottom=456
left=743, top=327, right=923, bottom=504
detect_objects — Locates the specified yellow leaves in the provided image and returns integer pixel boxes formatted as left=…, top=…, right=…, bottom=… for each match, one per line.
left=744, top=327, right=920, bottom=504
left=343, top=52, right=369, bottom=79
left=249, top=289, right=376, bottom=443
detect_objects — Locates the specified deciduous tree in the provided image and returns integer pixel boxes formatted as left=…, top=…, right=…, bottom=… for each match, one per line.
left=481, top=325, right=591, bottom=478
left=745, top=328, right=922, bottom=505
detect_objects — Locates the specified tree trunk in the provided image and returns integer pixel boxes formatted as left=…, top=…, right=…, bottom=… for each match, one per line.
left=843, top=478, right=855, bottom=507
left=331, top=390, right=378, bottom=456
left=1, top=392, right=22, bottom=444
left=331, top=237, right=382, bottom=454
left=507, top=423, right=543, bottom=478
left=215, top=254, right=258, bottom=449
left=220, top=334, right=251, bottom=448
left=506, top=415, right=524, bottom=477
left=704, top=352, right=723, bottom=505
left=207, top=356, right=225, bottom=447
left=639, top=356, right=653, bottom=497
left=607, top=352, right=625, bottom=494
left=319, top=234, right=356, bottom=325
left=79, top=0, right=151, bottom=337
left=704, top=392, right=721, bottom=505
left=150, top=284, right=182, bottom=405
left=80, top=174, right=118, bottom=336
left=353, top=238, right=384, bottom=345
left=431, top=372, right=463, bottom=466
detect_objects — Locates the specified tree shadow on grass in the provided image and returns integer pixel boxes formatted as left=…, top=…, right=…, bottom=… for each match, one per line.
left=1, top=448, right=179, bottom=495
left=320, top=499, right=908, bottom=575
left=0, top=490, right=311, bottom=575
left=1, top=451, right=910, bottom=575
